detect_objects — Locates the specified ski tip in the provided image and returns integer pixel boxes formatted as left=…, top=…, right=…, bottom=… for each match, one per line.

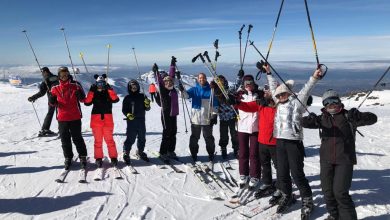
left=79, top=180, right=87, bottom=183
left=55, top=179, right=64, bottom=183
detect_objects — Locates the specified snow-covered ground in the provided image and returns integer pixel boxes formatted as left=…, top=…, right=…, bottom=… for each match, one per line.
left=0, top=81, right=389, bottom=220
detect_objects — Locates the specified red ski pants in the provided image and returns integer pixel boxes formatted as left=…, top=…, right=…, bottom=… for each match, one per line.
left=90, top=114, right=118, bottom=159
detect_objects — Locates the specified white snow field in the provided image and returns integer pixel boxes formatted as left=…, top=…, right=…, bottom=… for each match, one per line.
left=0, top=81, right=389, bottom=220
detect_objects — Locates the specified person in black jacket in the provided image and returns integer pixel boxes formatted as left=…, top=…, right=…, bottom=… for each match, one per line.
left=301, top=89, right=377, bottom=220
left=84, top=74, right=120, bottom=167
left=122, top=79, right=151, bottom=164
left=27, top=67, right=58, bottom=137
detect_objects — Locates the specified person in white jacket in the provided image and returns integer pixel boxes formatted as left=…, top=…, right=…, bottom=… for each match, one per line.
left=236, top=75, right=262, bottom=188
left=265, top=64, right=323, bottom=216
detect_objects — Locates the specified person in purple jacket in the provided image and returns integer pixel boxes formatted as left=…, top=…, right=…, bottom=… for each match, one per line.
left=154, top=58, right=180, bottom=161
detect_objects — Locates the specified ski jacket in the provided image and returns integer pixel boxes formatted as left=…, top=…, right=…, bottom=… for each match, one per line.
left=155, top=65, right=179, bottom=117
left=268, top=74, right=318, bottom=140
left=182, top=81, right=218, bottom=125
left=149, top=83, right=157, bottom=93
left=237, top=101, right=277, bottom=145
left=301, top=108, right=377, bottom=164
left=84, top=86, right=119, bottom=119
left=30, top=73, right=58, bottom=101
left=237, top=91, right=259, bottom=134
left=50, top=79, right=85, bottom=121
left=122, top=92, right=148, bottom=119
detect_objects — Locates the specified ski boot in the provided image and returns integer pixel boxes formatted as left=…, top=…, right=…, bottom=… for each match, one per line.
left=238, top=175, right=249, bottom=189
left=110, top=158, right=118, bottom=167
left=269, top=189, right=282, bottom=205
left=324, top=214, right=338, bottom=220
left=255, top=184, right=276, bottom=199
left=221, top=147, right=227, bottom=159
left=191, top=154, right=198, bottom=164
left=159, top=153, right=170, bottom=164
left=95, top=158, right=103, bottom=168
left=64, top=158, right=72, bottom=170
left=276, top=193, right=295, bottom=214
left=167, top=151, right=178, bottom=161
left=38, top=129, right=56, bottom=137
left=123, top=152, right=131, bottom=165
left=80, top=156, right=87, bottom=169
left=136, top=150, right=149, bottom=162
left=248, top=177, right=260, bottom=189
left=301, top=197, right=314, bottom=220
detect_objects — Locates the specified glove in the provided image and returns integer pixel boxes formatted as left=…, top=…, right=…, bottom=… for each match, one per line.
left=144, top=97, right=151, bottom=109
left=152, top=63, right=159, bottom=73
left=348, top=108, right=361, bottom=121
left=210, top=81, right=217, bottom=89
left=89, top=84, right=97, bottom=93
left=105, top=83, right=112, bottom=90
left=171, top=56, right=177, bottom=66
left=256, top=97, right=268, bottom=106
left=126, top=113, right=135, bottom=120
left=48, top=93, right=57, bottom=104
left=210, top=115, right=218, bottom=125
left=175, top=71, right=181, bottom=80
left=28, top=96, right=36, bottom=103
left=308, top=112, right=317, bottom=120
left=237, top=69, right=244, bottom=78
left=227, top=97, right=237, bottom=105
left=178, top=83, right=185, bottom=92
left=306, top=95, right=313, bottom=107
left=75, top=90, right=84, bottom=100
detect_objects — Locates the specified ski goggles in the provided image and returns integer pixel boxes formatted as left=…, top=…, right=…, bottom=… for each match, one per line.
left=96, top=81, right=106, bottom=88
left=244, top=80, right=254, bottom=86
left=322, top=97, right=341, bottom=106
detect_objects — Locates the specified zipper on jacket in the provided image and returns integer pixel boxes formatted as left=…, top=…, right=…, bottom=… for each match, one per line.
left=332, top=116, right=336, bottom=164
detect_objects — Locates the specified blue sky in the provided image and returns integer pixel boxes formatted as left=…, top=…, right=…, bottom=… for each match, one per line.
left=1, top=0, right=390, bottom=67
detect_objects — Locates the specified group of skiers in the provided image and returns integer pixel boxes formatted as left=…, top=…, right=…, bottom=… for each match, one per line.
left=28, top=58, right=377, bottom=220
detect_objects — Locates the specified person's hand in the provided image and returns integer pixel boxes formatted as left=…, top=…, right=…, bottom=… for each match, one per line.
left=210, top=115, right=218, bottom=125
left=175, top=71, right=181, bottom=80
left=171, top=56, right=177, bottom=66
left=105, top=83, right=112, bottom=90
left=28, top=96, right=36, bottom=102
left=263, top=63, right=271, bottom=74
left=90, top=84, right=97, bottom=93
left=348, top=108, right=361, bottom=121
left=237, top=69, right=244, bottom=78
left=144, top=97, right=151, bottom=108
left=126, top=113, right=135, bottom=120
left=152, top=63, right=159, bottom=73
left=256, top=97, right=268, bottom=106
left=313, top=68, right=323, bottom=79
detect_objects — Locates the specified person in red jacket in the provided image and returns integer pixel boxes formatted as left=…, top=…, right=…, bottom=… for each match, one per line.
left=84, top=74, right=120, bottom=168
left=49, top=66, right=87, bottom=170
left=149, top=83, right=157, bottom=102
left=236, top=85, right=280, bottom=200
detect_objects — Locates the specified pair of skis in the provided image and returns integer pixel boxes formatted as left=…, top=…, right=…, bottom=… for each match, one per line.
left=55, top=157, right=89, bottom=183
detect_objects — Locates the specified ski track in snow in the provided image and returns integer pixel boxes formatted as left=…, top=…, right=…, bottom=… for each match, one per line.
left=0, top=82, right=390, bottom=219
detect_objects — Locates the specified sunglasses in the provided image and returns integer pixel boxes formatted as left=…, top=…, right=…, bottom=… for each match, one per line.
left=323, top=97, right=341, bottom=106
left=276, top=92, right=289, bottom=99
left=96, top=81, right=106, bottom=88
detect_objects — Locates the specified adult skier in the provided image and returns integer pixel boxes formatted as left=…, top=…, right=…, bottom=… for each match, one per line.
left=27, top=67, right=58, bottom=136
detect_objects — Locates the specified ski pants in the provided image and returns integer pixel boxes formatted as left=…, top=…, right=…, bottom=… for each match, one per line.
left=58, top=119, right=87, bottom=159
left=321, top=163, right=357, bottom=220
left=150, top=92, right=156, bottom=102
left=189, top=124, right=215, bottom=158
left=259, top=143, right=277, bottom=186
left=123, top=118, right=146, bottom=153
left=276, top=139, right=312, bottom=198
left=90, top=114, right=118, bottom=160
left=42, top=104, right=55, bottom=131
left=159, top=114, right=177, bottom=155
left=238, top=132, right=260, bottom=179
left=219, top=119, right=238, bottom=150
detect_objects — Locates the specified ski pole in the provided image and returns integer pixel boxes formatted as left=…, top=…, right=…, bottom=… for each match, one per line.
left=250, top=41, right=312, bottom=114
left=241, top=24, right=253, bottom=70
left=79, top=52, right=90, bottom=74
left=60, top=27, right=77, bottom=81
left=173, top=57, right=191, bottom=120
left=238, top=24, right=245, bottom=67
left=181, top=93, right=188, bottom=133
left=153, top=63, right=166, bottom=129
left=213, top=39, right=220, bottom=72
left=31, top=102, right=42, bottom=129
left=304, top=0, right=328, bottom=77
left=357, top=65, right=390, bottom=109
left=256, top=0, right=285, bottom=80
left=131, top=47, right=147, bottom=96
left=106, top=44, right=111, bottom=76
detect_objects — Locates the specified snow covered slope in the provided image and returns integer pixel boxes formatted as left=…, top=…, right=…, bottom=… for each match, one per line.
left=0, top=82, right=389, bottom=219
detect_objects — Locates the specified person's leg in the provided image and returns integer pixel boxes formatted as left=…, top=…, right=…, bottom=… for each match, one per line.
left=333, top=164, right=357, bottom=220
left=321, top=163, right=339, bottom=218
left=102, top=114, right=118, bottom=159
left=202, top=125, right=215, bottom=160
left=260, top=143, right=273, bottom=185
left=42, top=104, right=55, bottom=131
left=137, top=119, right=146, bottom=152
left=189, top=124, right=202, bottom=159
left=276, top=139, right=291, bottom=195
left=123, top=121, right=137, bottom=153
left=58, top=121, right=73, bottom=159
left=249, top=132, right=260, bottom=179
left=238, top=132, right=250, bottom=176
left=69, top=119, right=87, bottom=158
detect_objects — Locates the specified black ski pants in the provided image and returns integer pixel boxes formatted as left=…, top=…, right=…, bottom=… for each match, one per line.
left=321, top=163, right=357, bottom=220
left=276, top=139, right=312, bottom=198
left=124, top=118, right=146, bottom=153
left=219, top=118, right=238, bottom=150
left=159, top=114, right=177, bottom=155
left=189, top=124, right=215, bottom=158
left=58, top=119, right=87, bottom=159
left=259, top=143, right=277, bottom=186
left=42, top=104, right=55, bottom=131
